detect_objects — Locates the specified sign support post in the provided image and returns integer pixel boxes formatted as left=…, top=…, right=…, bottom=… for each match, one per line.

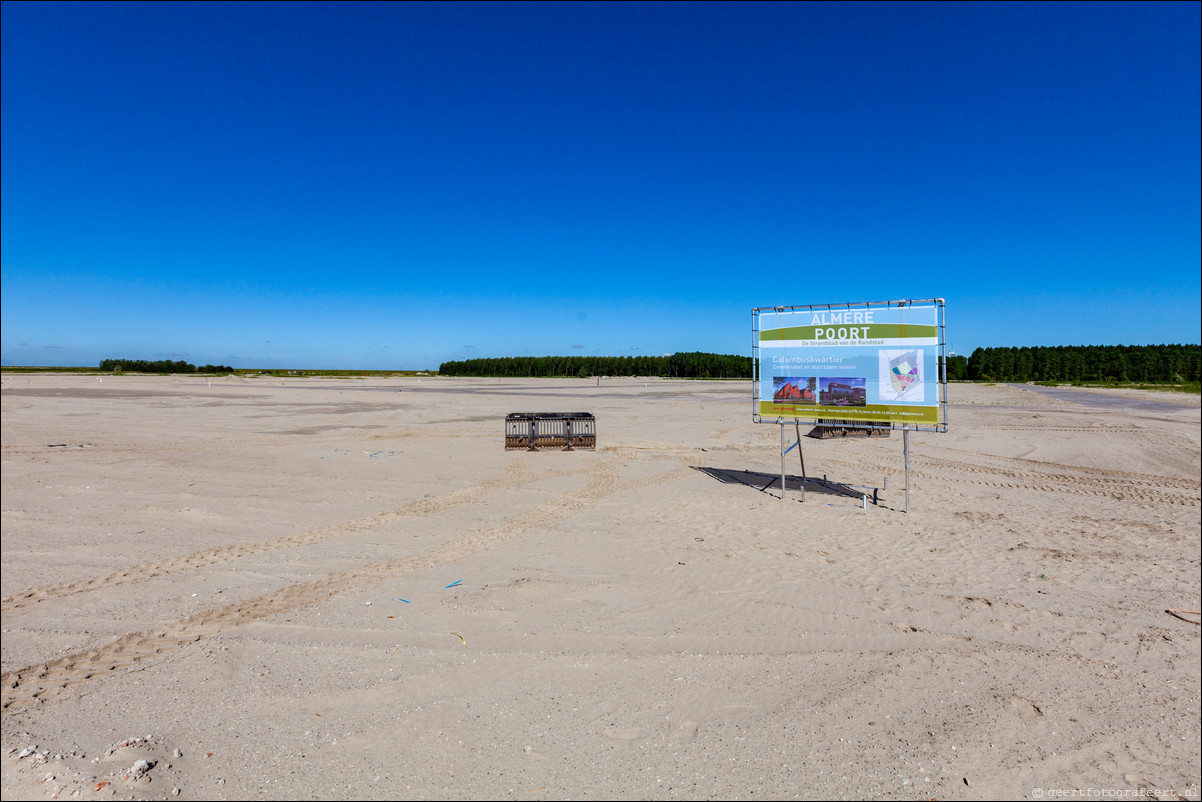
left=780, top=423, right=786, bottom=501
left=796, top=420, right=806, bottom=485
left=779, top=421, right=807, bottom=501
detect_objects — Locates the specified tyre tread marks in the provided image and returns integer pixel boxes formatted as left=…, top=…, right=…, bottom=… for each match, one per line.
left=815, top=449, right=1198, bottom=506
left=0, top=457, right=695, bottom=713
left=1, top=459, right=555, bottom=614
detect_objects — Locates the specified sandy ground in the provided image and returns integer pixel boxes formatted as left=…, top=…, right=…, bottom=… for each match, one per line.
left=1, top=374, right=1199, bottom=801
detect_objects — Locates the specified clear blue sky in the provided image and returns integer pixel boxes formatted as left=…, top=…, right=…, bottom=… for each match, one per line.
left=3, top=1, right=1199, bottom=370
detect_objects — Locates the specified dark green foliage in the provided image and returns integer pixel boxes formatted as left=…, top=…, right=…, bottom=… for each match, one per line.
left=966, top=344, right=1200, bottom=383
left=942, top=354, right=969, bottom=381
left=99, top=359, right=234, bottom=374
left=664, top=352, right=753, bottom=379
left=438, top=352, right=753, bottom=379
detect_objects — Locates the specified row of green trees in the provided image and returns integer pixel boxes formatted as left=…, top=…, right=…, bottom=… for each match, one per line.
left=965, top=344, right=1200, bottom=383
left=95, top=344, right=1198, bottom=384
left=943, top=354, right=969, bottom=381
left=99, top=359, right=234, bottom=374
left=439, top=344, right=1199, bottom=384
left=438, top=352, right=753, bottom=379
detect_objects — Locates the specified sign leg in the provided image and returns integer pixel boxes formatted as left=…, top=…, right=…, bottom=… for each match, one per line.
left=780, top=423, right=786, bottom=500
left=795, top=421, right=805, bottom=501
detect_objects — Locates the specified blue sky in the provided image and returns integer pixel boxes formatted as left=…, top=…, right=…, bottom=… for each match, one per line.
left=3, top=1, right=1199, bottom=370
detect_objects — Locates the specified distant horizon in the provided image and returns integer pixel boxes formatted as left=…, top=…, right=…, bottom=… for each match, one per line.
left=7, top=330, right=1202, bottom=374
left=4, top=338, right=1200, bottom=376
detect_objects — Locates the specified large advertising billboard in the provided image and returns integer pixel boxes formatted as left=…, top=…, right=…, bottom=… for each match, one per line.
left=753, top=299, right=946, bottom=430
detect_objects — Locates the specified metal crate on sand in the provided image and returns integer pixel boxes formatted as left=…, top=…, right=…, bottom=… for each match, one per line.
left=505, top=413, right=596, bottom=450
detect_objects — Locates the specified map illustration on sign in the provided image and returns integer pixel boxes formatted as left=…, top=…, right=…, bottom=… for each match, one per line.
left=879, top=349, right=923, bottom=402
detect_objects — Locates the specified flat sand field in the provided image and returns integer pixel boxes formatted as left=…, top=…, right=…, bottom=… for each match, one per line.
left=2, top=374, right=1199, bottom=801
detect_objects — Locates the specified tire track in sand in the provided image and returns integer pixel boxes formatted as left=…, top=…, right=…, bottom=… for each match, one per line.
left=813, top=450, right=1199, bottom=507
left=1, top=458, right=578, bottom=615
left=0, top=456, right=700, bottom=713
left=0, top=427, right=485, bottom=458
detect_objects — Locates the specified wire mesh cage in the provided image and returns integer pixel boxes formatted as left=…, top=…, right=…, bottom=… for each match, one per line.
left=505, top=413, right=596, bottom=451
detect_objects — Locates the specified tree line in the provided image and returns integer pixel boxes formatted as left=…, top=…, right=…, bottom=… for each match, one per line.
left=95, top=344, right=1200, bottom=384
left=438, top=352, right=753, bottom=379
left=965, top=344, right=1200, bottom=383
left=439, top=344, right=1199, bottom=384
left=99, top=358, right=234, bottom=374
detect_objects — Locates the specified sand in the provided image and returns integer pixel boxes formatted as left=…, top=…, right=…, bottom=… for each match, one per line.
left=1, top=374, right=1199, bottom=801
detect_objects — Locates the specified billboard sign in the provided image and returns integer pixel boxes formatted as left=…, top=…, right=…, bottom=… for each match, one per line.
left=753, top=299, right=947, bottom=430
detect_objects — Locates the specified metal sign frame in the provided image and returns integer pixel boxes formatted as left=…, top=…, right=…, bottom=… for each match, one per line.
left=753, top=298, right=948, bottom=432
left=752, top=298, right=948, bottom=512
